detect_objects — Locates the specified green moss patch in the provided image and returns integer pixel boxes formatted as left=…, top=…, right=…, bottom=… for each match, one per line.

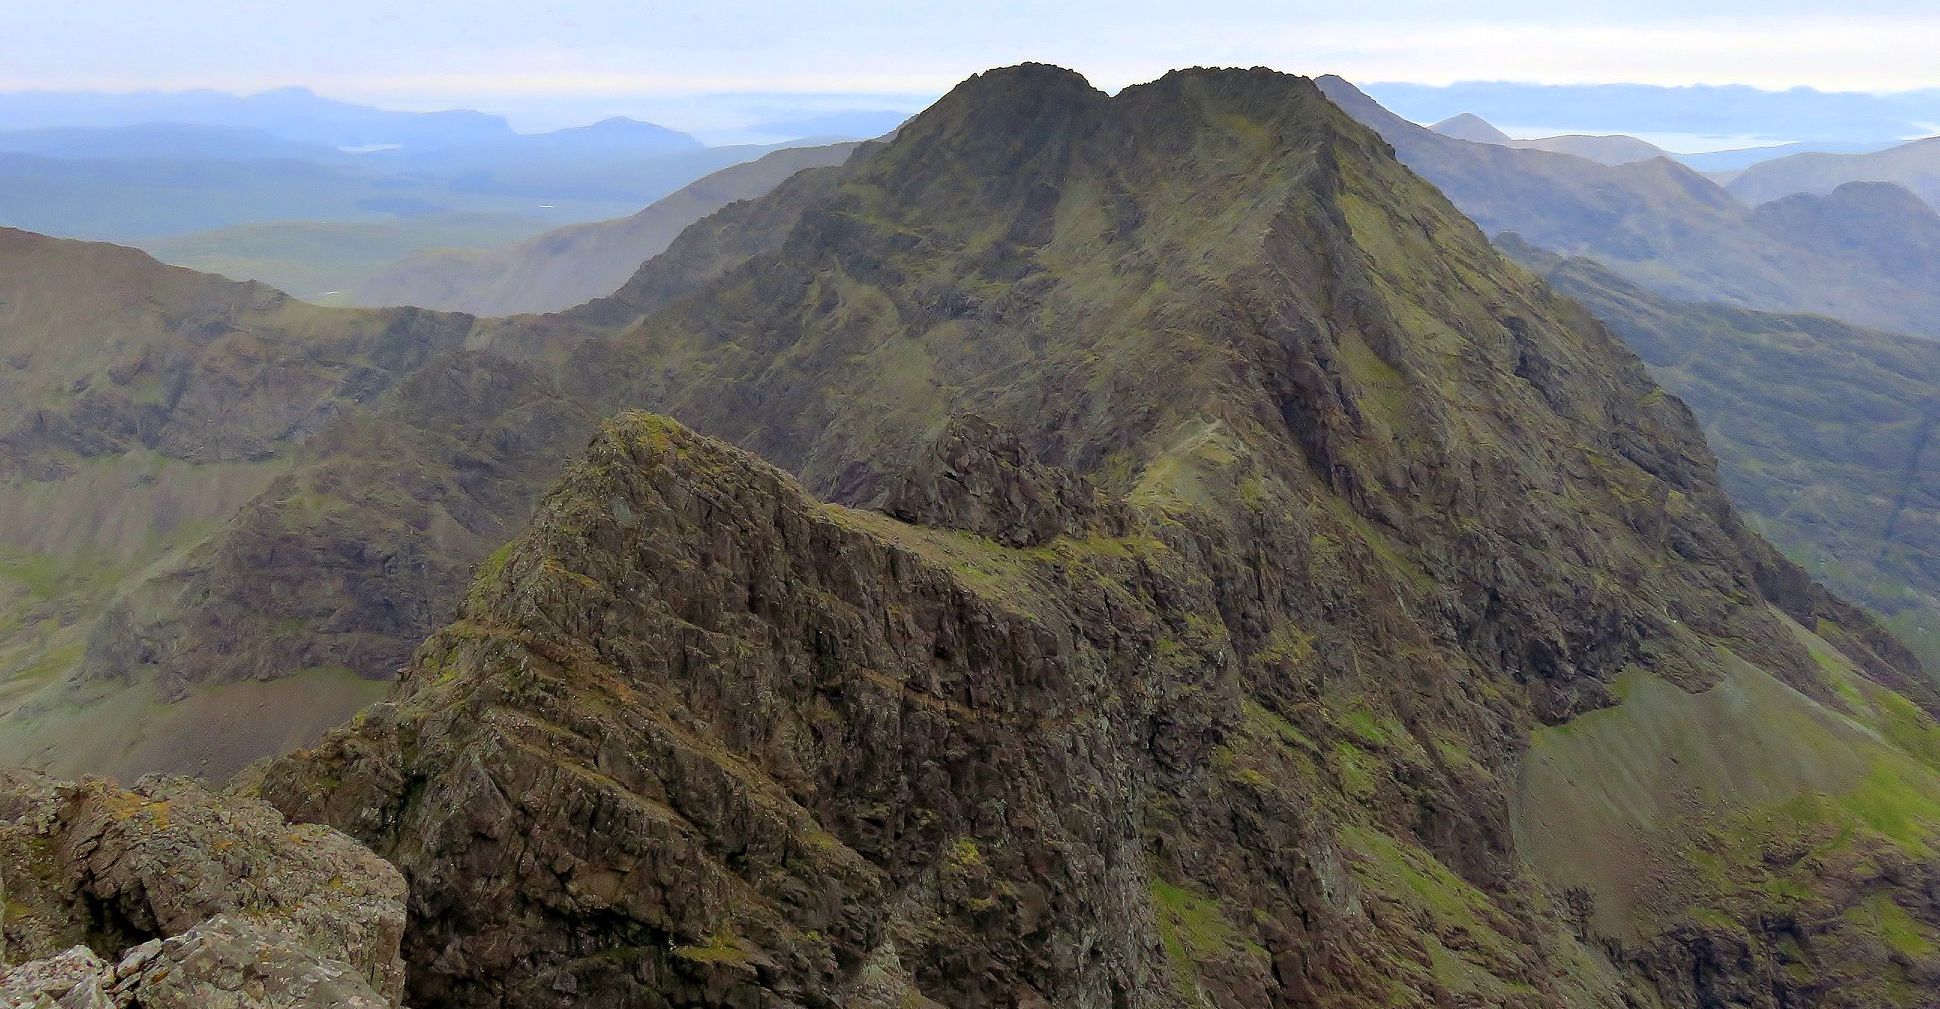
left=1148, top=875, right=1268, bottom=999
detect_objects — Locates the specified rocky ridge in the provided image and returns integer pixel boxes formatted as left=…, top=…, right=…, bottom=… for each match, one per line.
left=240, top=65, right=1940, bottom=1008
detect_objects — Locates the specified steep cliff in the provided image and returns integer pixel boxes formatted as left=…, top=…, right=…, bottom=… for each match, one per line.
left=1507, top=238, right=1940, bottom=674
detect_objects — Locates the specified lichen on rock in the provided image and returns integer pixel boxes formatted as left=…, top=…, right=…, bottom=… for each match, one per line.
left=0, top=769, right=406, bottom=1008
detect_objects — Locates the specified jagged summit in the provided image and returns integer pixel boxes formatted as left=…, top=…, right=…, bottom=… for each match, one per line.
left=3, top=57, right=1928, bottom=1009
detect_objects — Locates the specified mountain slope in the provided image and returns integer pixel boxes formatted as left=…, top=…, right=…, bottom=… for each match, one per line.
left=1728, top=136, right=1940, bottom=210
left=1507, top=239, right=1940, bottom=672
left=1517, top=133, right=1666, bottom=165
left=1316, top=76, right=1940, bottom=340
left=1748, top=181, right=1940, bottom=292
left=135, top=212, right=556, bottom=303
left=232, top=65, right=1940, bottom=1009
left=1430, top=112, right=1511, bottom=143
left=1430, top=113, right=1670, bottom=165
left=352, top=142, right=860, bottom=315
left=0, top=228, right=480, bottom=778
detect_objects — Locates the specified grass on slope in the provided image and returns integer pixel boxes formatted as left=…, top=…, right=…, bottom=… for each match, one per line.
left=1519, top=613, right=1940, bottom=995
left=0, top=664, right=388, bottom=782
left=0, top=453, right=294, bottom=755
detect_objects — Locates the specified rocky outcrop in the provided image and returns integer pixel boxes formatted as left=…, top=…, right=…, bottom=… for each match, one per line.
left=0, top=917, right=395, bottom=1009
left=883, top=414, right=1114, bottom=547
left=0, top=770, right=406, bottom=1007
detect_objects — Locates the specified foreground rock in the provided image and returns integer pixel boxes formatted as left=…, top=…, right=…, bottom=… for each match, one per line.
left=0, top=770, right=406, bottom=1007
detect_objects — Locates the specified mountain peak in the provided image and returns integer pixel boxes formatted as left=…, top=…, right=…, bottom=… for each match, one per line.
left=904, top=61, right=1106, bottom=137
left=1431, top=111, right=1513, bottom=143
left=1820, top=178, right=1936, bottom=215
left=236, top=63, right=1928, bottom=1008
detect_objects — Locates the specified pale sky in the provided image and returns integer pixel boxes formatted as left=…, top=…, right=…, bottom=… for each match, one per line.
left=6, top=1, right=1940, bottom=129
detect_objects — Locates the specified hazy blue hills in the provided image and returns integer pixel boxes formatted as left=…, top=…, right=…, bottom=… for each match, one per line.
left=1430, top=111, right=1512, bottom=142
left=0, top=87, right=904, bottom=246
left=1363, top=80, right=1940, bottom=147
left=0, top=86, right=512, bottom=150
left=0, top=150, right=632, bottom=239
left=0, top=123, right=351, bottom=162
left=1727, top=137, right=1940, bottom=210
left=1319, top=76, right=1940, bottom=340
left=1677, top=140, right=1906, bottom=174
left=0, top=130, right=821, bottom=246
left=1428, top=112, right=1670, bottom=165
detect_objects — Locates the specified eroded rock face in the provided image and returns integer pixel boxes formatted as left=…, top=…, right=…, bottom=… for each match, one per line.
left=883, top=414, right=1115, bottom=547
left=266, top=413, right=1244, bottom=1008
left=0, top=770, right=406, bottom=1008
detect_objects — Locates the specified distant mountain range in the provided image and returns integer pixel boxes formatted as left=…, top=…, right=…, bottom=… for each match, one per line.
left=1365, top=80, right=1940, bottom=147
left=1429, top=113, right=1670, bottom=165
left=1727, top=137, right=1940, bottom=210
left=352, top=141, right=862, bottom=316
left=0, top=86, right=516, bottom=150
left=0, top=127, right=854, bottom=242
left=0, top=122, right=349, bottom=162
left=1423, top=109, right=1923, bottom=178
left=0, top=91, right=895, bottom=244
left=1319, top=76, right=1940, bottom=340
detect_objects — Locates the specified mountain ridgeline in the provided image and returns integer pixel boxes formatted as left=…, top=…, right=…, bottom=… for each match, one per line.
left=1, top=63, right=1938, bottom=1008
left=1728, top=137, right=1940, bottom=210
left=1429, top=113, right=1671, bottom=166
left=1317, top=77, right=1940, bottom=341
left=58, top=62, right=1914, bottom=1008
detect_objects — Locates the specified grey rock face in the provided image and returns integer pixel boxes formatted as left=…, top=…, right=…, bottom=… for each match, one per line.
left=0, top=770, right=406, bottom=1008
left=883, top=414, right=1116, bottom=547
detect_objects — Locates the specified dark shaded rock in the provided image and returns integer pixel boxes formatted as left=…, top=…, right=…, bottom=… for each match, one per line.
left=883, top=414, right=1114, bottom=546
